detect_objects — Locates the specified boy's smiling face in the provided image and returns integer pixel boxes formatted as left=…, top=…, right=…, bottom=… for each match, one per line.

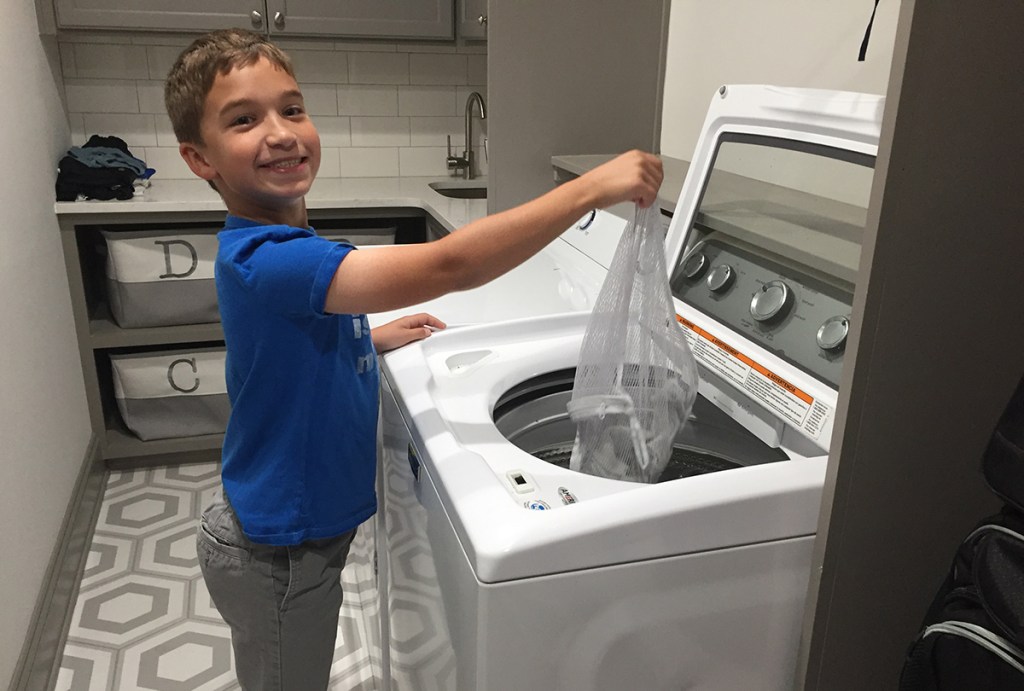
left=180, top=56, right=320, bottom=226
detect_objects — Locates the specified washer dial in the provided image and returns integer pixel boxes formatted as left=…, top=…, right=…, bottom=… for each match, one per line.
left=749, top=281, right=792, bottom=322
left=817, top=315, right=850, bottom=351
left=680, top=242, right=708, bottom=279
left=706, top=264, right=734, bottom=292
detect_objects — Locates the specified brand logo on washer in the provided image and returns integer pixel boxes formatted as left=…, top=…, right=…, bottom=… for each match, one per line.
left=558, top=487, right=578, bottom=505
left=524, top=499, right=550, bottom=511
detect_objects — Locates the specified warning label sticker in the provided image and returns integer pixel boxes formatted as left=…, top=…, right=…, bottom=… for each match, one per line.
left=677, top=315, right=831, bottom=439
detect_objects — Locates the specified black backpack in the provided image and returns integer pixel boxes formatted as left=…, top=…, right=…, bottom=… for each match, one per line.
left=899, top=375, right=1024, bottom=689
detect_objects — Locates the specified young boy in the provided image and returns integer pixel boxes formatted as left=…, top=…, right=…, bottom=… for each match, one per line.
left=165, top=28, right=662, bottom=690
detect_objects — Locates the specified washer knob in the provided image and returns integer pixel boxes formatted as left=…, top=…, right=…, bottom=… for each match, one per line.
left=706, top=264, right=734, bottom=292
left=749, top=281, right=792, bottom=322
left=817, top=315, right=850, bottom=351
left=577, top=209, right=597, bottom=230
left=680, top=242, right=708, bottom=279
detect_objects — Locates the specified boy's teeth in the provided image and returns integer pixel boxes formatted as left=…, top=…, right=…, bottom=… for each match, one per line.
left=271, top=159, right=301, bottom=168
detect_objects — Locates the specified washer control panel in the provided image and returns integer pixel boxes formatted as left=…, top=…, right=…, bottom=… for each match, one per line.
left=671, top=234, right=852, bottom=388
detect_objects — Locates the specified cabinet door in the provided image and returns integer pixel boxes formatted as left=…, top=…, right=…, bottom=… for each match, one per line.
left=458, top=0, right=488, bottom=40
left=265, top=0, right=453, bottom=39
left=54, top=0, right=265, bottom=32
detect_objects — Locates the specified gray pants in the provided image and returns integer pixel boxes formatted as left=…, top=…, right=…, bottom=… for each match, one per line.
left=197, top=493, right=356, bottom=690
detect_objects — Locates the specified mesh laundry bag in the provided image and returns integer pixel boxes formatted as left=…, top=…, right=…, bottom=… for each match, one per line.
left=567, top=204, right=699, bottom=483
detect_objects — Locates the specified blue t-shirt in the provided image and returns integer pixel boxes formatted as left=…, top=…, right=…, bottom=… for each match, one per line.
left=216, top=214, right=379, bottom=545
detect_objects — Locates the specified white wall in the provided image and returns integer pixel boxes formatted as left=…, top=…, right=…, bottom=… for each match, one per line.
left=660, top=0, right=902, bottom=160
left=0, top=3, right=90, bottom=685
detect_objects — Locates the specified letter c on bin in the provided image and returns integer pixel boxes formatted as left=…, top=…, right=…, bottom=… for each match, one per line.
left=168, top=358, right=200, bottom=393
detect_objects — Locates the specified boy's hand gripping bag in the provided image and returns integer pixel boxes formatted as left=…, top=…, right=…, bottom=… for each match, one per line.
left=567, top=204, right=699, bottom=483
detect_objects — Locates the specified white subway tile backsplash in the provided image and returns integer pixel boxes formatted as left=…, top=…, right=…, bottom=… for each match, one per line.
left=74, top=44, right=150, bottom=80
left=316, top=116, right=352, bottom=148
left=335, top=41, right=398, bottom=52
left=301, top=84, right=339, bottom=116
left=128, top=34, right=193, bottom=47
left=66, top=79, right=139, bottom=114
left=410, top=117, right=464, bottom=147
left=348, top=52, right=409, bottom=85
left=317, top=148, right=342, bottom=178
left=398, top=86, right=457, bottom=116
left=146, top=45, right=186, bottom=81
left=351, top=117, right=411, bottom=147
left=67, top=114, right=86, bottom=146
left=338, top=86, right=398, bottom=116
left=467, top=55, right=487, bottom=85
left=155, top=114, right=178, bottom=147
left=273, top=38, right=337, bottom=52
left=137, top=81, right=166, bottom=114
left=60, top=33, right=484, bottom=181
left=339, top=147, right=400, bottom=177
left=290, top=50, right=349, bottom=84
left=59, top=43, right=77, bottom=78
left=403, top=42, right=458, bottom=54
left=143, top=147, right=194, bottom=180
left=82, top=114, right=158, bottom=149
left=399, top=147, right=450, bottom=177
left=410, top=54, right=467, bottom=86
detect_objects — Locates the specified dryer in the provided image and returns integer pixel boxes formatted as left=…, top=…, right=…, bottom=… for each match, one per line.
left=376, top=85, right=883, bottom=690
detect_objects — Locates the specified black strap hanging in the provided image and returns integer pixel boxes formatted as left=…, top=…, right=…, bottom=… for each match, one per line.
left=859, top=0, right=881, bottom=61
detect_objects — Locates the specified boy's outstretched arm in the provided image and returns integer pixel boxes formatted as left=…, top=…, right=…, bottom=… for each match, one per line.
left=371, top=312, right=447, bottom=353
left=325, top=149, right=662, bottom=316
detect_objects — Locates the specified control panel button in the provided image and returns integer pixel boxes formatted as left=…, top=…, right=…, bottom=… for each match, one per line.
left=706, top=263, right=734, bottom=292
left=680, top=242, right=708, bottom=279
left=577, top=209, right=597, bottom=230
left=817, top=315, right=850, bottom=351
left=749, top=280, right=792, bottom=322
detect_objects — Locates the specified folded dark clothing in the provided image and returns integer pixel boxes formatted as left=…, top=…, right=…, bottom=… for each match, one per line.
left=55, top=155, right=136, bottom=201
left=55, top=134, right=148, bottom=202
left=83, top=134, right=131, bottom=154
left=68, top=146, right=147, bottom=176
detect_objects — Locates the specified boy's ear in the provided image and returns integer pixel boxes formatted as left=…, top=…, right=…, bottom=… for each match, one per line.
left=179, top=142, right=218, bottom=182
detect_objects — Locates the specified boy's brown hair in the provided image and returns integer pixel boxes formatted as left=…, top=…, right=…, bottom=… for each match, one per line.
left=165, top=28, right=295, bottom=145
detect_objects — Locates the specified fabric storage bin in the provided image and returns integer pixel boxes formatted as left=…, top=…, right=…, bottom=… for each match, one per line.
left=110, top=347, right=229, bottom=441
left=101, top=229, right=220, bottom=328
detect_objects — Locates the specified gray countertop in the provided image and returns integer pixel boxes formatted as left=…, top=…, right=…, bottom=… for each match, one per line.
left=54, top=176, right=489, bottom=233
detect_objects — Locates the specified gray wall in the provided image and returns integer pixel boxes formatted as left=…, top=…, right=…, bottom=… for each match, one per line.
left=487, top=0, right=669, bottom=213
left=799, top=0, right=1024, bottom=687
left=0, top=5, right=91, bottom=687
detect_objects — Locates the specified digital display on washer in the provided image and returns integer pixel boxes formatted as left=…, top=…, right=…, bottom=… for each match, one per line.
left=670, top=133, right=875, bottom=388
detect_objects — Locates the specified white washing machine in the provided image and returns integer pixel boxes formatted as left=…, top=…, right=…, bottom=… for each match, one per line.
left=368, top=202, right=649, bottom=330
left=376, top=85, right=883, bottom=690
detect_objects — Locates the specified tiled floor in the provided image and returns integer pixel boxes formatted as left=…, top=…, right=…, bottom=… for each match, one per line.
left=57, top=462, right=382, bottom=691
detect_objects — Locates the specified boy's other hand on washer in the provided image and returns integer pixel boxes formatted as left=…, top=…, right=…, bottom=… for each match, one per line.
left=372, top=313, right=447, bottom=352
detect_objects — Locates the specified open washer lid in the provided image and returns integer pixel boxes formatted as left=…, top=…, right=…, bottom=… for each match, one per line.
left=666, top=86, right=883, bottom=446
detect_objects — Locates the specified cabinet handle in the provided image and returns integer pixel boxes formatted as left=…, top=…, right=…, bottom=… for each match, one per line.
left=250, top=10, right=263, bottom=29
left=477, top=15, right=488, bottom=26
left=274, top=11, right=286, bottom=30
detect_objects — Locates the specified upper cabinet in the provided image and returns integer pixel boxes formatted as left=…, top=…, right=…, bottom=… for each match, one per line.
left=458, top=0, right=488, bottom=40
left=263, top=0, right=453, bottom=39
left=54, top=0, right=455, bottom=40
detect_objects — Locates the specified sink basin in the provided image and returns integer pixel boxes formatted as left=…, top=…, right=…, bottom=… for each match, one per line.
left=429, top=180, right=487, bottom=199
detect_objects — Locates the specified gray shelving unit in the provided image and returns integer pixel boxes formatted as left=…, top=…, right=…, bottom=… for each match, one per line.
left=58, top=207, right=431, bottom=469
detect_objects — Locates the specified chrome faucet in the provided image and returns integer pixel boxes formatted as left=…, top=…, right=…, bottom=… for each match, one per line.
left=446, top=91, right=487, bottom=180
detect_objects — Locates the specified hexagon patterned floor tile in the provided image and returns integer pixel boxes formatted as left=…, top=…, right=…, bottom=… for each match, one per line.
left=59, top=462, right=382, bottom=690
